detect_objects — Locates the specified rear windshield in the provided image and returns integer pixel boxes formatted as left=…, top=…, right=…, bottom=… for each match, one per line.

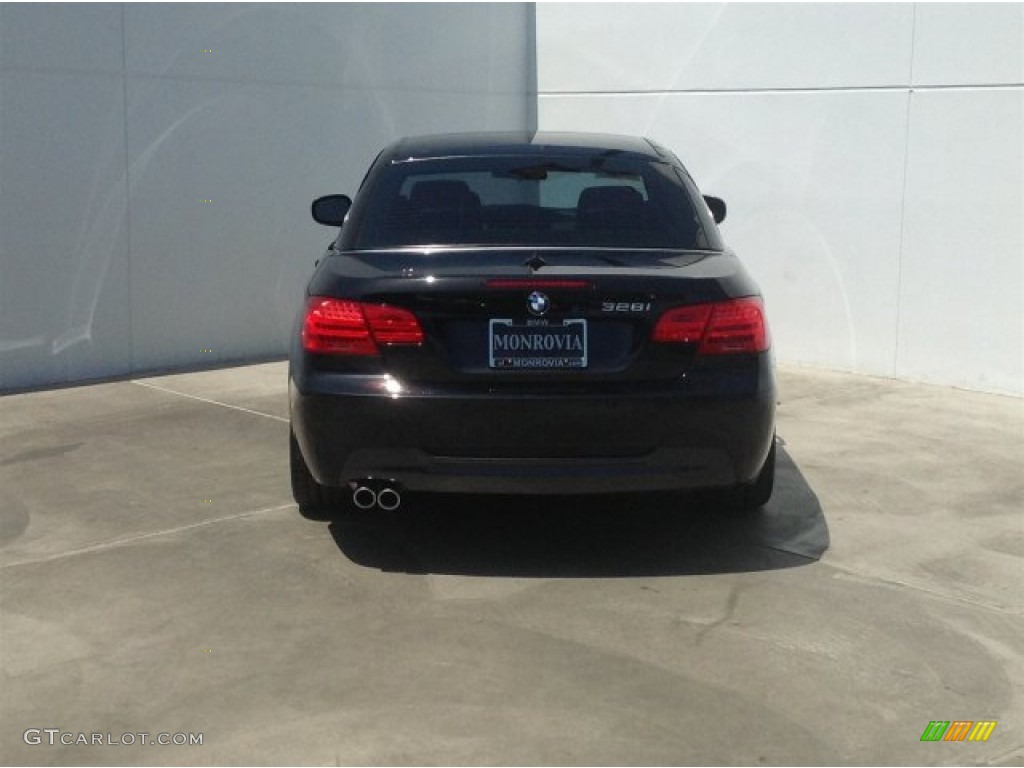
left=348, top=155, right=717, bottom=250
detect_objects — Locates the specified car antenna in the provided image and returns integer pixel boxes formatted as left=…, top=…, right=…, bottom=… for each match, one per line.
left=525, top=253, right=547, bottom=272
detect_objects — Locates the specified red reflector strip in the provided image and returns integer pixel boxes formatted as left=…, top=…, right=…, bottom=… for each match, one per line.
left=485, top=279, right=592, bottom=290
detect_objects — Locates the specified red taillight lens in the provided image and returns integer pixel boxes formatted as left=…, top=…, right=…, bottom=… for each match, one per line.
left=302, top=298, right=423, bottom=355
left=363, top=303, right=424, bottom=345
left=700, top=297, right=769, bottom=354
left=652, top=304, right=714, bottom=344
left=652, top=297, right=769, bottom=354
left=302, top=298, right=377, bottom=356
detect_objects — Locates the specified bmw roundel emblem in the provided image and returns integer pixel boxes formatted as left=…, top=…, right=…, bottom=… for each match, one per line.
left=527, top=291, right=550, bottom=317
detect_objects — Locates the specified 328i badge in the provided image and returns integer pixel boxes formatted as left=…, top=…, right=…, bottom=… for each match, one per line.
left=289, top=132, right=776, bottom=513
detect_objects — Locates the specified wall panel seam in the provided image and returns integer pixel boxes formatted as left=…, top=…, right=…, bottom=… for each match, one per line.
left=119, top=3, right=135, bottom=377
left=539, top=85, right=1024, bottom=97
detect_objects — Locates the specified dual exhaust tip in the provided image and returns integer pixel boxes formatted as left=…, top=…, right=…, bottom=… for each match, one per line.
left=350, top=481, right=402, bottom=511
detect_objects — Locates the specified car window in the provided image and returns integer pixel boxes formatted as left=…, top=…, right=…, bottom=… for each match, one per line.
left=538, top=171, right=646, bottom=208
left=350, top=156, right=715, bottom=250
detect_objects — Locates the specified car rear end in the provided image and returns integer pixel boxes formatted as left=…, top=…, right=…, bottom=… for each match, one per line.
left=289, top=134, right=775, bottom=508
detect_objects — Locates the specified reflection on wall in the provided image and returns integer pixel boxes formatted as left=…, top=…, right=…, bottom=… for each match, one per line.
left=0, top=3, right=535, bottom=391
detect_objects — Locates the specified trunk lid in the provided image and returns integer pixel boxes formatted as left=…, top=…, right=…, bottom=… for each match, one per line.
left=308, top=247, right=747, bottom=386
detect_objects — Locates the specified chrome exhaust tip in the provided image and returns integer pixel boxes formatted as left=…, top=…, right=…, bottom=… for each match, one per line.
left=377, top=487, right=402, bottom=512
left=351, top=485, right=377, bottom=510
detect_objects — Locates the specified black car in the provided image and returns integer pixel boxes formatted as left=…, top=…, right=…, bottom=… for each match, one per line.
left=289, top=132, right=775, bottom=513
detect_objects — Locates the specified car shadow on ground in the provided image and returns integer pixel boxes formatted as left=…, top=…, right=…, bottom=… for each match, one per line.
left=324, top=442, right=829, bottom=578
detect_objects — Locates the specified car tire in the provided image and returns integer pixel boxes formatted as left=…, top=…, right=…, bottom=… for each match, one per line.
left=289, top=429, right=349, bottom=517
left=727, top=438, right=775, bottom=513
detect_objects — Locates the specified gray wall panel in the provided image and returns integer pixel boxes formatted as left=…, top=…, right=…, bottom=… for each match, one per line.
left=912, top=3, right=1023, bottom=86
left=0, top=3, right=123, bottom=74
left=896, top=89, right=1023, bottom=394
left=537, top=3, right=914, bottom=92
left=0, top=70, right=131, bottom=390
left=1, top=3, right=534, bottom=390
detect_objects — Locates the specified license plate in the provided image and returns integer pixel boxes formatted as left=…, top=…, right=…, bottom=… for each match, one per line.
left=489, top=319, right=588, bottom=370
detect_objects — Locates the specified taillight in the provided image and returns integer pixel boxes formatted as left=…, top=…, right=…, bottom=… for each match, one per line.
left=700, top=297, right=769, bottom=354
left=301, top=298, right=423, bottom=355
left=652, top=297, right=769, bottom=354
left=652, top=304, right=714, bottom=344
left=362, top=304, right=424, bottom=345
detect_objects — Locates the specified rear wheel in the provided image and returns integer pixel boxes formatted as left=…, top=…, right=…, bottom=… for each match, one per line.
left=726, top=438, right=775, bottom=512
left=289, top=429, right=349, bottom=517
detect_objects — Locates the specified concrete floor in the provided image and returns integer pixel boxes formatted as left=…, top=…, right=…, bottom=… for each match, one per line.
left=1, top=362, right=1021, bottom=766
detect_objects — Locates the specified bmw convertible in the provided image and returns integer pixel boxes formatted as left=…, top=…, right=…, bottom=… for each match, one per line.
left=289, top=132, right=775, bottom=513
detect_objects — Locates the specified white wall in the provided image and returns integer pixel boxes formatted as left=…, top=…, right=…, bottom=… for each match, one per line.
left=0, top=2, right=536, bottom=390
left=537, top=3, right=1023, bottom=396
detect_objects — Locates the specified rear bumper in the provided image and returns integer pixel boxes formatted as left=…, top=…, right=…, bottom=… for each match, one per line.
left=316, top=447, right=736, bottom=495
left=290, top=359, right=775, bottom=495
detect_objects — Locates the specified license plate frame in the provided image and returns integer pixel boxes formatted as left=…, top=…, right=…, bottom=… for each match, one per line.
left=488, top=318, right=588, bottom=370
